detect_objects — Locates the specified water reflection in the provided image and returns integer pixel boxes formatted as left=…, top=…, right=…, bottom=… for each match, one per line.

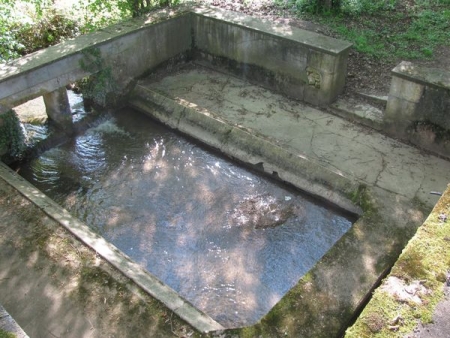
left=16, top=107, right=353, bottom=327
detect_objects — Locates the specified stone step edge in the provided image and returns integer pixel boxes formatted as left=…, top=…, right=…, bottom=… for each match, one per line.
left=0, top=304, right=29, bottom=338
left=329, top=98, right=384, bottom=131
left=129, top=84, right=363, bottom=216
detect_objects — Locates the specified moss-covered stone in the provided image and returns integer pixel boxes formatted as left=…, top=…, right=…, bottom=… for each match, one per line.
left=346, top=184, right=450, bottom=337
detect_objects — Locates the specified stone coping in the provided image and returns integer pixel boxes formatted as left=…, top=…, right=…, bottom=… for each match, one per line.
left=192, top=6, right=352, bottom=55
left=0, top=161, right=224, bottom=333
left=392, top=61, right=450, bottom=90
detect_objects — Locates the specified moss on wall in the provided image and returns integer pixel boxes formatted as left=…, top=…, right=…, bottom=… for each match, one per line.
left=0, top=109, right=26, bottom=160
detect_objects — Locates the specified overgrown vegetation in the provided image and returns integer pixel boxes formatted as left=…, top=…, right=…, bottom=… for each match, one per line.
left=78, top=47, right=118, bottom=107
left=346, top=187, right=450, bottom=336
left=1, top=0, right=448, bottom=63
left=0, top=109, right=26, bottom=160
left=0, top=0, right=181, bottom=63
left=0, top=0, right=80, bottom=62
left=0, top=329, right=16, bottom=338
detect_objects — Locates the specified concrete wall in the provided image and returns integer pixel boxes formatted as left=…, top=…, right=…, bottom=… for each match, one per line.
left=0, top=10, right=192, bottom=110
left=0, top=6, right=352, bottom=114
left=192, top=7, right=352, bottom=106
left=385, top=61, right=450, bottom=157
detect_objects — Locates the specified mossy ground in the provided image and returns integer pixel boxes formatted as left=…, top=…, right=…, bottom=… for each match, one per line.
left=0, top=329, right=16, bottom=338
left=346, top=185, right=450, bottom=337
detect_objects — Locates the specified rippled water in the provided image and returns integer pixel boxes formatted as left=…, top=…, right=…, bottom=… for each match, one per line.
left=16, top=107, right=353, bottom=327
left=21, top=90, right=88, bottom=147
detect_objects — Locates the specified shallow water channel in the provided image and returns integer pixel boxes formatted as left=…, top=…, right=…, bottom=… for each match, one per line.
left=16, top=107, right=354, bottom=327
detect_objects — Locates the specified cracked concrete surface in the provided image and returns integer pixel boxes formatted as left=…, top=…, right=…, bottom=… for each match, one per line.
left=142, top=66, right=450, bottom=208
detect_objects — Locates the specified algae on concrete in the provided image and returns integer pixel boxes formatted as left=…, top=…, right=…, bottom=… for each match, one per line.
left=346, top=184, right=450, bottom=337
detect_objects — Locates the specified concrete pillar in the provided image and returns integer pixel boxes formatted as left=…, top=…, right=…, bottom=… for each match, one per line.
left=43, top=87, right=73, bottom=130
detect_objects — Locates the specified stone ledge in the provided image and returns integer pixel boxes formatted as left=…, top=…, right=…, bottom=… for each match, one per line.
left=392, top=61, right=450, bottom=90
left=192, top=6, right=352, bottom=56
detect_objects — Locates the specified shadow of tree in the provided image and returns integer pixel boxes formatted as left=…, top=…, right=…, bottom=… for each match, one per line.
left=10, top=106, right=354, bottom=330
left=0, top=176, right=197, bottom=338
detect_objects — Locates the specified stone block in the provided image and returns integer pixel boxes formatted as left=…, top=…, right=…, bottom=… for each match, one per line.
left=389, top=76, right=424, bottom=103
left=385, top=95, right=418, bottom=122
left=43, top=87, right=73, bottom=130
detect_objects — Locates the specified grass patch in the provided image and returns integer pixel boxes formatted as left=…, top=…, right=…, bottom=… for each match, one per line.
left=284, top=0, right=450, bottom=61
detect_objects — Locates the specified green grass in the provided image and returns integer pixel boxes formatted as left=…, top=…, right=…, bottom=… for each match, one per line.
left=287, top=0, right=450, bottom=61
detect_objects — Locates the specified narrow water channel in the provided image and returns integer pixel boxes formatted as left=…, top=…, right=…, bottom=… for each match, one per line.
left=15, top=107, right=353, bottom=327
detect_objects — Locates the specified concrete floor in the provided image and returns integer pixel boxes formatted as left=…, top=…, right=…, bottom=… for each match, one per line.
left=135, top=65, right=450, bottom=209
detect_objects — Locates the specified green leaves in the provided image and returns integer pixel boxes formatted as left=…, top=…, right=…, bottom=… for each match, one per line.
left=0, top=109, right=26, bottom=160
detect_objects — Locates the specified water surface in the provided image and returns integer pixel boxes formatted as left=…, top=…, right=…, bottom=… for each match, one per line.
left=17, top=107, right=353, bottom=327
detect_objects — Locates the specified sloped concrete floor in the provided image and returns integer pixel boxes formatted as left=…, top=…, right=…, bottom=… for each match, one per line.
left=138, top=65, right=450, bottom=209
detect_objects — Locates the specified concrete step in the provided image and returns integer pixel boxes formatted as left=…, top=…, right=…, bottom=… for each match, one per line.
left=355, top=92, right=388, bottom=106
left=330, top=98, right=384, bottom=131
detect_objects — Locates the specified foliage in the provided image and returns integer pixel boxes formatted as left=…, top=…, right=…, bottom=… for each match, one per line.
left=297, top=0, right=450, bottom=60
left=78, top=47, right=118, bottom=107
left=288, top=0, right=396, bottom=14
left=0, top=1, right=26, bottom=62
left=0, top=109, right=26, bottom=160
left=81, top=0, right=179, bottom=32
left=14, top=10, right=79, bottom=56
left=0, top=0, right=80, bottom=63
left=0, top=0, right=180, bottom=62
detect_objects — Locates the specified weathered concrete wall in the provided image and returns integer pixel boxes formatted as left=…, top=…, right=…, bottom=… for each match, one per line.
left=192, top=7, right=352, bottom=106
left=0, top=10, right=192, bottom=110
left=43, top=87, right=72, bottom=130
left=385, top=61, right=450, bottom=157
left=0, top=6, right=351, bottom=115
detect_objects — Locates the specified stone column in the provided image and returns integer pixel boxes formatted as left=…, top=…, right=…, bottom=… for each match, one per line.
left=43, top=87, right=73, bottom=131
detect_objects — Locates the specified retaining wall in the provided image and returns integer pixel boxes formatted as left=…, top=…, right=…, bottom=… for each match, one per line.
left=0, top=12, right=192, bottom=109
left=192, top=8, right=352, bottom=105
left=0, top=6, right=351, bottom=113
left=385, top=61, right=450, bottom=157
